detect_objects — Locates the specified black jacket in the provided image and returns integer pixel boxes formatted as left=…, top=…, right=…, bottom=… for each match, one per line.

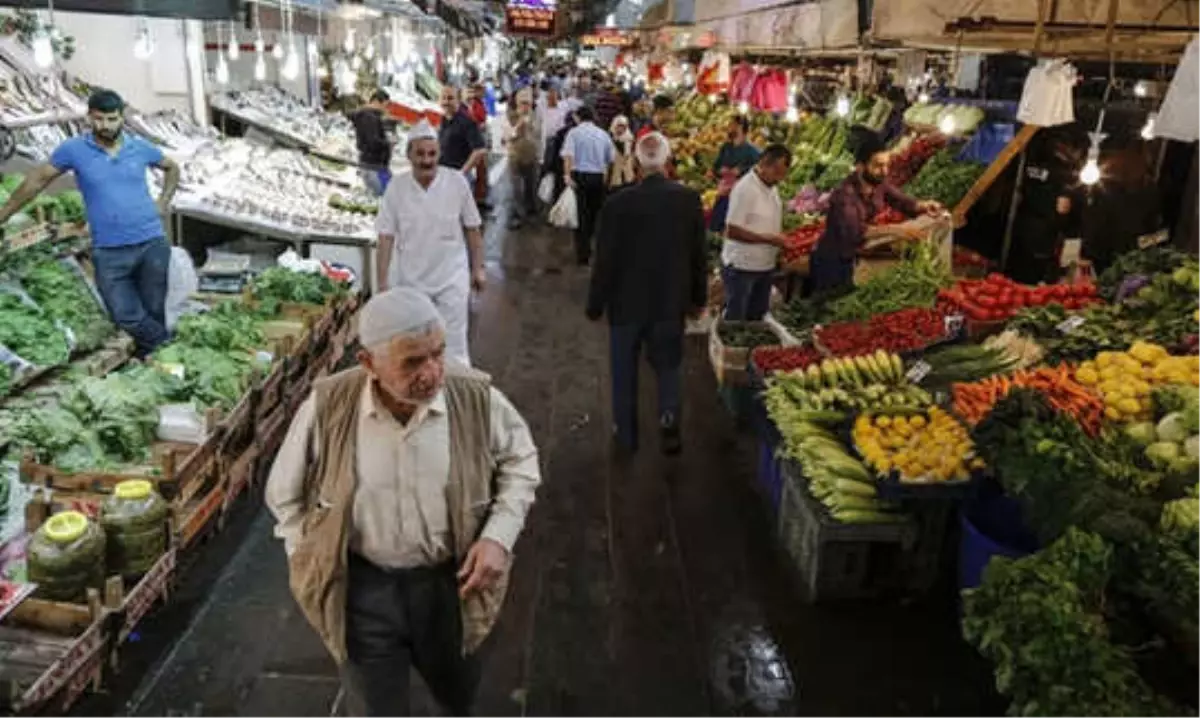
left=587, top=174, right=708, bottom=324
left=349, top=108, right=391, bottom=169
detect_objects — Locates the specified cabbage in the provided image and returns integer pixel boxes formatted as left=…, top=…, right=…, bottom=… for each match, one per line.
left=1186, top=435, right=1199, bottom=460
left=1160, top=497, right=1199, bottom=538
left=1124, top=422, right=1158, bottom=447
left=1145, top=441, right=1182, bottom=468
left=1156, top=412, right=1188, bottom=443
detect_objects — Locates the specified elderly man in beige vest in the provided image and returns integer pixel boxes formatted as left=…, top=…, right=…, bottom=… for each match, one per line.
left=266, top=287, right=541, bottom=716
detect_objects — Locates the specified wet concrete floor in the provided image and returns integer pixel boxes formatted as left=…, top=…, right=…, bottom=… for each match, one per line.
left=75, top=187, right=1002, bottom=717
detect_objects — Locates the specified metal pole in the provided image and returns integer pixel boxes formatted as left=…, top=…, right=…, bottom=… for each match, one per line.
left=1000, top=148, right=1029, bottom=272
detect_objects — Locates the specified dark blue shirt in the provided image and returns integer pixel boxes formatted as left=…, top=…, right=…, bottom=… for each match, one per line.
left=50, top=133, right=165, bottom=248
left=438, top=108, right=485, bottom=170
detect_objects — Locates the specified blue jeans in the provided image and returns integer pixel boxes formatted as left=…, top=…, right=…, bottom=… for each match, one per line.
left=362, top=169, right=392, bottom=197
left=92, top=237, right=171, bottom=358
left=721, top=265, right=774, bottom=320
left=609, top=321, right=684, bottom=450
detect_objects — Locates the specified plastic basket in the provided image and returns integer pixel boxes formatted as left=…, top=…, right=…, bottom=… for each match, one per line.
left=958, top=490, right=1040, bottom=592
left=776, top=462, right=916, bottom=603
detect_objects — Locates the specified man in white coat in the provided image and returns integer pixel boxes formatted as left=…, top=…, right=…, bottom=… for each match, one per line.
left=376, top=121, right=486, bottom=367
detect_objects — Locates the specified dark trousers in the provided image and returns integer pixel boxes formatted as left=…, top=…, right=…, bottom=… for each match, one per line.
left=509, top=161, right=539, bottom=220
left=92, top=237, right=171, bottom=358
left=342, top=555, right=480, bottom=717
left=809, top=254, right=856, bottom=295
left=721, top=265, right=774, bottom=321
left=609, top=320, right=684, bottom=450
left=572, top=171, right=607, bottom=264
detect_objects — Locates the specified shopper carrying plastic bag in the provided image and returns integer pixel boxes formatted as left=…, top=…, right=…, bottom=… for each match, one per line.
left=549, top=185, right=579, bottom=229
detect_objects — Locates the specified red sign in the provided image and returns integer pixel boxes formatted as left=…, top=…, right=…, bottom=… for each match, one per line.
left=581, top=28, right=633, bottom=47
left=505, top=5, right=555, bottom=37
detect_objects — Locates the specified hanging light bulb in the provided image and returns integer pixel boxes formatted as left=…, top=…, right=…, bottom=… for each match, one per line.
left=254, top=31, right=265, bottom=54
left=227, top=22, right=240, bottom=60
left=1080, top=156, right=1101, bottom=185
left=318, top=63, right=329, bottom=79
left=272, top=37, right=285, bottom=60
left=938, top=114, right=957, bottom=135
left=917, top=90, right=930, bottom=104
left=1133, top=80, right=1149, bottom=98
left=31, top=29, right=53, bottom=68
left=738, top=101, right=749, bottom=114
left=835, top=95, right=851, bottom=117
left=785, top=106, right=799, bottom=123
left=375, top=57, right=386, bottom=75
left=351, top=54, right=362, bottom=70
left=254, top=54, right=267, bottom=81
left=133, top=20, right=155, bottom=60
left=1141, top=112, right=1157, bottom=141
left=708, top=94, right=718, bottom=104
left=365, top=41, right=376, bottom=60
left=216, top=56, right=231, bottom=85
left=282, top=43, right=300, bottom=80
left=343, top=27, right=356, bottom=54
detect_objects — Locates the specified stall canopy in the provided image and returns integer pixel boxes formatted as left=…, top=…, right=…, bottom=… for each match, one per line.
left=691, top=0, right=860, bottom=52
left=873, top=0, right=1198, bottom=60
left=0, top=0, right=239, bottom=19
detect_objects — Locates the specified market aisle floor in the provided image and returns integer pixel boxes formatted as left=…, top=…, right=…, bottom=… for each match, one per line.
left=82, top=188, right=1001, bottom=717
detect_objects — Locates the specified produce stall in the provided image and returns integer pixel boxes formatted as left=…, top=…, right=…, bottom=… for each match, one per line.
left=709, top=241, right=1199, bottom=714
left=0, top=232, right=360, bottom=713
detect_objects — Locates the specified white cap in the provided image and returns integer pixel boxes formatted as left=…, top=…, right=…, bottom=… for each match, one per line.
left=357, top=287, right=445, bottom=349
left=406, top=119, right=438, bottom=144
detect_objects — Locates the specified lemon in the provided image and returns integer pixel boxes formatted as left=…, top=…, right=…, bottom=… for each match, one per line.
left=910, top=415, right=927, bottom=429
left=1117, top=398, right=1141, bottom=415
left=1105, top=406, right=1122, bottom=421
left=1076, top=366, right=1100, bottom=385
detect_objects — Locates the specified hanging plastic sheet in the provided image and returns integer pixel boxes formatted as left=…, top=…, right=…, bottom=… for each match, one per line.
left=1155, top=34, right=1199, bottom=143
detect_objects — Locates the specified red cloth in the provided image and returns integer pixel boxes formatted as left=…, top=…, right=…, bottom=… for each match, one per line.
left=648, top=62, right=665, bottom=83
left=468, top=98, right=487, bottom=126
left=751, top=69, right=789, bottom=112
left=730, top=63, right=756, bottom=103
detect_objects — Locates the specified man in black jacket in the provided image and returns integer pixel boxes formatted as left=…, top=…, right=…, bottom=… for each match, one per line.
left=350, top=90, right=394, bottom=196
left=586, top=132, right=708, bottom=456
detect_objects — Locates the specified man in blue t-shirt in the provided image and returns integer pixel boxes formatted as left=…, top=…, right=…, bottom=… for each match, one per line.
left=0, top=90, right=180, bottom=357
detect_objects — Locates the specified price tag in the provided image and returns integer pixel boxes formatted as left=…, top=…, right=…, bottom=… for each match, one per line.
left=906, top=360, right=932, bottom=384
left=1137, top=229, right=1169, bottom=249
left=943, top=313, right=964, bottom=336
left=1056, top=315, right=1086, bottom=334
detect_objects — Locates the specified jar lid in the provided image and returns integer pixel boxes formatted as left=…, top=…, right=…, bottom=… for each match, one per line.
left=43, top=511, right=88, bottom=544
left=115, top=479, right=153, bottom=501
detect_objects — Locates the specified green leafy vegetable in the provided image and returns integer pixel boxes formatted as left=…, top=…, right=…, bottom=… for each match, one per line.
left=250, top=267, right=349, bottom=307
left=171, top=301, right=265, bottom=353
left=21, top=260, right=113, bottom=352
left=0, top=292, right=71, bottom=367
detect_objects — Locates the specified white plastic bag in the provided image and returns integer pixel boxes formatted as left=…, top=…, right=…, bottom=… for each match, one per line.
left=537, top=173, right=556, bottom=205
left=1017, top=59, right=1076, bottom=127
left=157, top=403, right=208, bottom=444
left=548, top=185, right=579, bottom=229
left=165, top=247, right=199, bottom=331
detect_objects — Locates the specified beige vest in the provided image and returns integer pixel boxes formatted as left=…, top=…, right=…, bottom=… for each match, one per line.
left=285, top=366, right=511, bottom=663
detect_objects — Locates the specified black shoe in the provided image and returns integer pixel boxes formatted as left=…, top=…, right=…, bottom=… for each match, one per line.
left=660, top=415, right=682, bottom=456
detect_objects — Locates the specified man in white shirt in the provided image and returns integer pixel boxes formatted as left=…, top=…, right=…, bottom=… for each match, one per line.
left=376, top=121, right=486, bottom=367
left=266, top=287, right=541, bottom=717
left=721, top=144, right=793, bottom=320
left=537, top=85, right=567, bottom=158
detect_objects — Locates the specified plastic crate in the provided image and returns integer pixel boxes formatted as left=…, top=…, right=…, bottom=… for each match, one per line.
left=777, top=462, right=917, bottom=602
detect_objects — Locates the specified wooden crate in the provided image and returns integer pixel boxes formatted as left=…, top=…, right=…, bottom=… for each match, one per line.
left=215, top=386, right=259, bottom=467
left=221, top=446, right=259, bottom=512
left=709, top=321, right=777, bottom=388
left=254, top=403, right=292, bottom=467
left=0, top=596, right=110, bottom=715
left=110, top=548, right=176, bottom=644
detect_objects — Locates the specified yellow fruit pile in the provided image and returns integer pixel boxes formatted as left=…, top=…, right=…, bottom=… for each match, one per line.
left=852, top=408, right=984, bottom=483
left=1074, top=341, right=1200, bottom=422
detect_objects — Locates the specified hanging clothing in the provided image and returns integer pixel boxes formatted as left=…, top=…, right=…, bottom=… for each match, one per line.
left=1156, top=34, right=1199, bottom=142
left=730, top=63, right=757, bottom=103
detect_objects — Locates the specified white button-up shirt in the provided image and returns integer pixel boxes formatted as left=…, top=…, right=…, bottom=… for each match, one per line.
left=375, top=167, right=483, bottom=293
left=266, top=380, right=541, bottom=569
left=723, top=169, right=783, bottom=272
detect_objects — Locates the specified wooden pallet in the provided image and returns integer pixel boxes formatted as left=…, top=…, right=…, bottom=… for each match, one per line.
left=221, top=445, right=259, bottom=513
left=1, top=591, right=109, bottom=715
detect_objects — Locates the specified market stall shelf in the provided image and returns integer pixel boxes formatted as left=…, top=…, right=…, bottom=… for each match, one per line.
left=0, top=596, right=109, bottom=715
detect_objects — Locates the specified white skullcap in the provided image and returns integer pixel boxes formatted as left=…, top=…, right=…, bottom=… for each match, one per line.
left=406, top=120, right=438, bottom=144
left=357, top=287, right=445, bottom=349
